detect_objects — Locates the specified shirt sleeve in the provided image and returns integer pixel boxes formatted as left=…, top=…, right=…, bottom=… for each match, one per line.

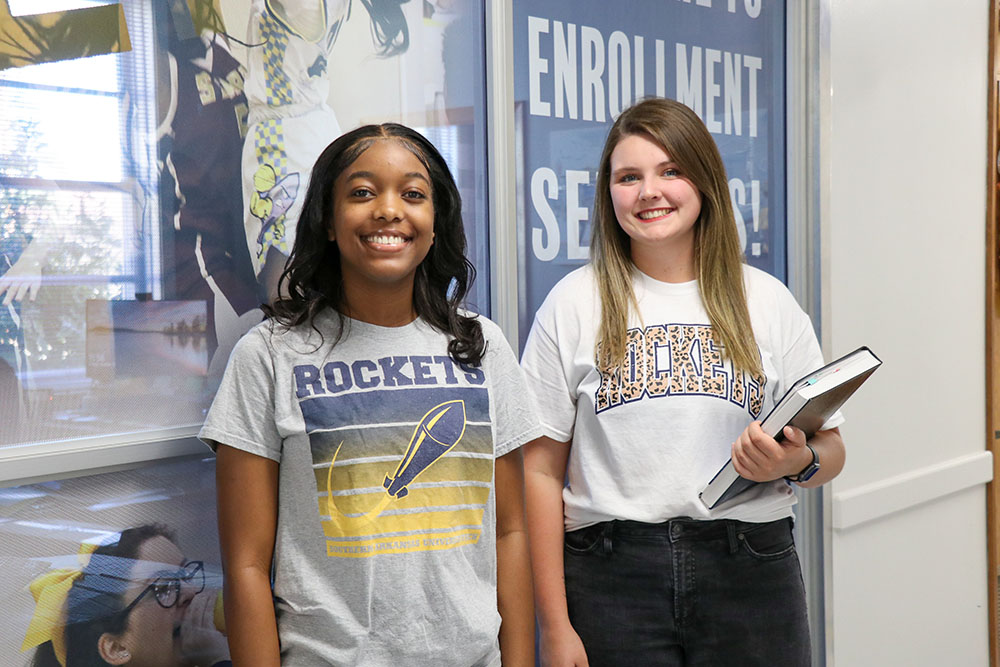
left=483, top=323, right=543, bottom=458
left=199, top=326, right=283, bottom=461
left=776, top=292, right=846, bottom=432
left=519, top=289, right=579, bottom=443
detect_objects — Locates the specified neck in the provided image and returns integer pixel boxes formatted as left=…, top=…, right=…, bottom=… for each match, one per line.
left=630, top=243, right=696, bottom=283
left=340, top=281, right=418, bottom=327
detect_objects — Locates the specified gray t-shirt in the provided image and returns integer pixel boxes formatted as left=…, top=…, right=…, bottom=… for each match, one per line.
left=200, top=311, right=541, bottom=666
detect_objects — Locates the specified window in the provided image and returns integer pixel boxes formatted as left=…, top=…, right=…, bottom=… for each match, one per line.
left=0, top=0, right=491, bottom=451
left=1, top=0, right=162, bottom=447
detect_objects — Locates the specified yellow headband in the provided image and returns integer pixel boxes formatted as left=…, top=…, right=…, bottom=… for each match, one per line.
left=21, top=542, right=100, bottom=667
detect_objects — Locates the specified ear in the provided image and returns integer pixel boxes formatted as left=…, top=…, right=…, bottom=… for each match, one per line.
left=327, top=224, right=336, bottom=242
left=98, top=632, right=132, bottom=665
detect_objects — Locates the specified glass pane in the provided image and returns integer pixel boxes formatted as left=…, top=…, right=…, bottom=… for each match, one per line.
left=0, top=87, right=123, bottom=182
left=512, top=0, right=786, bottom=346
left=235, top=0, right=490, bottom=313
left=0, top=51, right=120, bottom=91
left=6, top=0, right=112, bottom=16
left=0, top=456, right=228, bottom=665
left=0, top=0, right=491, bottom=449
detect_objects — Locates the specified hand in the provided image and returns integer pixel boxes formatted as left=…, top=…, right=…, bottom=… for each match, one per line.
left=0, top=240, right=47, bottom=306
left=0, top=258, right=42, bottom=306
left=731, top=422, right=813, bottom=483
left=539, top=623, right=589, bottom=667
left=179, top=590, right=230, bottom=667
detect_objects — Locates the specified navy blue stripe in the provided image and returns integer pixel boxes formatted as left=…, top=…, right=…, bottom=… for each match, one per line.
left=300, top=386, right=490, bottom=433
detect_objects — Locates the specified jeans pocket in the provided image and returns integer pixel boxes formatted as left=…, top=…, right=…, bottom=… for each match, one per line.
left=564, top=524, right=605, bottom=555
left=737, top=519, right=797, bottom=561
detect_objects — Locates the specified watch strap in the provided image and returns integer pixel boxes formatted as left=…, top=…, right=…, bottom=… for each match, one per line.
left=786, top=444, right=819, bottom=483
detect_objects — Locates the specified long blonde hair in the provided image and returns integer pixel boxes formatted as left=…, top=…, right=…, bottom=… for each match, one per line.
left=591, top=97, right=761, bottom=376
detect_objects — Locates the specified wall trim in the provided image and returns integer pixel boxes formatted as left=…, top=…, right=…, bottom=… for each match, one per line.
left=485, top=0, right=518, bottom=349
left=832, top=452, right=994, bottom=530
left=0, top=434, right=207, bottom=486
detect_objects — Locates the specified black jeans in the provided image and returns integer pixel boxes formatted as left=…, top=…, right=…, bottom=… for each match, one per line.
left=563, top=517, right=810, bottom=667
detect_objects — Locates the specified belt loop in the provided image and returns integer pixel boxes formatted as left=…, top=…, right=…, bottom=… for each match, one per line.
left=726, top=521, right=740, bottom=554
left=602, top=521, right=614, bottom=556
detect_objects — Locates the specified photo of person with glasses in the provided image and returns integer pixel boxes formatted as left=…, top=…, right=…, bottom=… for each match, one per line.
left=24, top=524, right=230, bottom=667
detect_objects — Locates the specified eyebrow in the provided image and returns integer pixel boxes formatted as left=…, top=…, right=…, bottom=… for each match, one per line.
left=611, top=160, right=678, bottom=175
left=345, top=170, right=430, bottom=184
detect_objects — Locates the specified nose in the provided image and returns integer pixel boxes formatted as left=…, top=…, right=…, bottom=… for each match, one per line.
left=639, top=178, right=659, bottom=201
left=177, top=577, right=199, bottom=607
left=375, top=193, right=403, bottom=222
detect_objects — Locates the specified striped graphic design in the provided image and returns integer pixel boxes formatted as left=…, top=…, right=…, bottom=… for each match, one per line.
left=302, top=387, right=493, bottom=558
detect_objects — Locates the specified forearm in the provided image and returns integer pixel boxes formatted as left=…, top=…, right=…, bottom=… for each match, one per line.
left=525, top=470, right=572, bottom=631
left=497, top=528, right=535, bottom=666
left=215, top=444, right=280, bottom=665
left=797, top=427, right=845, bottom=488
left=221, top=564, right=280, bottom=666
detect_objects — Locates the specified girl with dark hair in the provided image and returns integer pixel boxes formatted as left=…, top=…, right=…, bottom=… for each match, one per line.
left=203, top=123, right=539, bottom=666
left=521, top=97, right=846, bottom=666
left=26, top=525, right=229, bottom=667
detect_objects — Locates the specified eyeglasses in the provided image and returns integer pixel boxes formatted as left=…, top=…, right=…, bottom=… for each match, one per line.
left=119, top=560, right=205, bottom=614
left=77, top=560, right=206, bottom=615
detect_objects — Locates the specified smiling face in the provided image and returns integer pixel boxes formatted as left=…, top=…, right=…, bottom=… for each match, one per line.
left=105, top=536, right=194, bottom=667
left=608, top=133, right=702, bottom=280
left=329, top=139, right=435, bottom=312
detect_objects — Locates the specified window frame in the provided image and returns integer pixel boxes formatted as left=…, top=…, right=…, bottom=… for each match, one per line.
left=0, top=0, right=499, bottom=485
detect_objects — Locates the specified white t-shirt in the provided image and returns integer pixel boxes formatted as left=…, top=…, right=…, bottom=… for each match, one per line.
left=520, top=264, right=843, bottom=529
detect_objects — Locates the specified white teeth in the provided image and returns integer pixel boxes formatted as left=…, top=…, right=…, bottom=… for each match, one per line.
left=365, top=234, right=407, bottom=246
left=638, top=209, right=671, bottom=220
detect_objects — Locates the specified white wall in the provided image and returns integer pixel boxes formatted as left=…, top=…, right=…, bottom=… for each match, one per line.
left=823, top=0, right=991, bottom=664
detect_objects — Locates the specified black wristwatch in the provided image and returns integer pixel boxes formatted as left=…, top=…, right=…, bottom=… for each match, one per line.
left=786, top=444, right=820, bottom=483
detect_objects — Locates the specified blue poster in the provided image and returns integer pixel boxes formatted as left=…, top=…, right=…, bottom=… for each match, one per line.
left=513, top=0, right=785, bottom=347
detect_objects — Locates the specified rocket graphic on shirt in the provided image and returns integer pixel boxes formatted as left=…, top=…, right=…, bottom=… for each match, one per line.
left=383, top=400, right=467, bottom=498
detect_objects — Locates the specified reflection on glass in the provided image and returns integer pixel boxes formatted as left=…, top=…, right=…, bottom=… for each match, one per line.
left=511, top=1, right=787, bottom=345
left=0, top=456, right=227, bottom=666
left=25, top=529, right=227, bottom=667
left=0, top=0, right=490, bottom=449
left=87, top=300, right=210, bottom=380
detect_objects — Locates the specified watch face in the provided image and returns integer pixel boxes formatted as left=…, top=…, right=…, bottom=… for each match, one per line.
left=799, top=463, right=820, bottom=482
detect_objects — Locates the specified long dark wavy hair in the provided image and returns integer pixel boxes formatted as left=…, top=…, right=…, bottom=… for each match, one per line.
left=264, top=123, right=485, bottom=366
left=31, top=525, right=177, bottom=667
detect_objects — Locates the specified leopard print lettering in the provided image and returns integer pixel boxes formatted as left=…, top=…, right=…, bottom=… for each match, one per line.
left=594, top=323, right=766, bottom=417
left=619, top=328, right=645, bottom=403
left=697, top=326, right=726, bottom=397
left=644, top=325, right=670, bottom=398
